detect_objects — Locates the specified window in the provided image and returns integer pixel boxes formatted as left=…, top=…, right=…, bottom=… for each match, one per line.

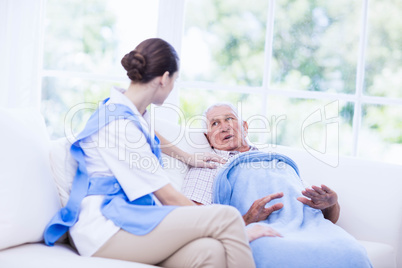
left=41, top=0, right=402, bottom=165
left=42, top=0, right=159, bottom=137
left=178, top=0, right=402, bottom=165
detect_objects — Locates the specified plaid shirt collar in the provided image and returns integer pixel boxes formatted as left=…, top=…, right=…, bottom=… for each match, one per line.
left=212, top=145, right=258, bottom=160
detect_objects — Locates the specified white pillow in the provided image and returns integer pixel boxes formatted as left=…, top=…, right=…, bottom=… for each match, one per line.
left=159, top=153, right=187, bottom=190
left=0, top=108, right=61, bottom=250
left=49, top=138, right=77, bottom=207
left=155, top=119, right=212, bottom=155
left=155, top=119, right=212, bottom=190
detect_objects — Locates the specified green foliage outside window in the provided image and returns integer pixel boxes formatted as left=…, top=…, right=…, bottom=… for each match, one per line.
left=41, top=0, right=402, bottom=164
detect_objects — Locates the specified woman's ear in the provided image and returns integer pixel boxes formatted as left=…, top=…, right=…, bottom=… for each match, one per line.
left=160, top=71, right=170, bottom=87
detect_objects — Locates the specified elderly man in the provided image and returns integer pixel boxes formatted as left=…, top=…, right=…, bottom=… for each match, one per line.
left=181, top=102, right=340, bottom=225
left=181, top=103, right=372, bottom=268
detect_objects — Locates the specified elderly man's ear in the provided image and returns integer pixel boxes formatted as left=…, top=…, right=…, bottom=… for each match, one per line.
left=243, top=121, right=249, bottom=137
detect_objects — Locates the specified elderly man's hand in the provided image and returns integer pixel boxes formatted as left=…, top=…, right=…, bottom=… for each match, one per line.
left=297, top=184, right=340, bottom=223
left=186, top=152, right=227, bottom=169
left=297, top=184, right=338, bottom=210
left=243, top=192, right=284, bottom=225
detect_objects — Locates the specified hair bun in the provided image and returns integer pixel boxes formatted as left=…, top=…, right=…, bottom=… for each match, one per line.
left=121, top=38, right=179, bottom=83
left=121, top=51, right=146, bottom=82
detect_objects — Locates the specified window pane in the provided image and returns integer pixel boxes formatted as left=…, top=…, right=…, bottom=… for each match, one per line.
left=41, top=77, right=127, bottom=138
left=272, top=0, right=361, bottom=93
left=364, top=0, right=402, bottom=98
left=181, top=0, right=269, bottom=86
left=359, top=104, right=402, bottom=165
left=263, top=96, right=354, bottom=156
left=43, top=0, right=159, bottom=75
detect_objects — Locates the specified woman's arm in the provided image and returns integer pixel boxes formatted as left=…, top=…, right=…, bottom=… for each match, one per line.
left=154, top=184, right=196, bottom=206
left=156, top=131, right=226, bottom=168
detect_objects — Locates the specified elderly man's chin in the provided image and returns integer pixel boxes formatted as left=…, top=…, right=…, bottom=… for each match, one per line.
left=214, top=139, right=242, bottom=151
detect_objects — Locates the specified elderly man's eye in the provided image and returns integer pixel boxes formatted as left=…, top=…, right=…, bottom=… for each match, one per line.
left=211, top=122, right=218, bottom=127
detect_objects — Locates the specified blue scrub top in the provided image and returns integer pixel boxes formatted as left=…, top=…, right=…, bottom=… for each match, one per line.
left=44, top=98, right=177, bottom=246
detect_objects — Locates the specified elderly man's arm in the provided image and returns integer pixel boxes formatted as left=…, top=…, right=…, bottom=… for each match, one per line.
left=297, top=184, right=340, bottom=224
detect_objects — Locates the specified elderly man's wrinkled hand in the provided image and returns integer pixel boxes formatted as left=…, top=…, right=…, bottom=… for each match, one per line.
left=297, top=184, right=338, bottom=210
left=243, top=192, right=284, bottom=225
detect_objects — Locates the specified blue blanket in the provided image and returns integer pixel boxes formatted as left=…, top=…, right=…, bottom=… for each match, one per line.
left=213, top=151, right=372, bottom=268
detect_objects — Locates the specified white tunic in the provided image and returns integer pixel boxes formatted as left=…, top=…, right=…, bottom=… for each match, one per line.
left=69, top=87, right=171, bottom=257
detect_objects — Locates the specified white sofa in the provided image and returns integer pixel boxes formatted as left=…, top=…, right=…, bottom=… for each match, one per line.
left=0, top=107, right=401, bottom=268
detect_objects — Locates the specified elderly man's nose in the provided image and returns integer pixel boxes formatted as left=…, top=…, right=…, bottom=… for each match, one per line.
left=220, top=123, right=230, bottom=131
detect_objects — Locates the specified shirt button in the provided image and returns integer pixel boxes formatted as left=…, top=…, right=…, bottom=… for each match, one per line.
left=114, top=183, right=119, bottom=189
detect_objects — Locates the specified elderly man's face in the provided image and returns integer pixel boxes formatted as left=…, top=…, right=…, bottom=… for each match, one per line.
left=205, top=105, right=249, bottom=151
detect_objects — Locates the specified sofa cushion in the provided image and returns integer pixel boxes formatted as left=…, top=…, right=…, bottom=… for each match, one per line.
left=359, top=240, right=396, bottom=268
left=0, top=108, right=61, bottom=250
left=0, top=243, right=157, bottom=268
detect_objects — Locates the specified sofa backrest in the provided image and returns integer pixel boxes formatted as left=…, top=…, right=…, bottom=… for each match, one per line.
left=46, top=117, right=402, bottom=265
left=155, top=118, right=402, bottom=265
left=267, top=145, right=402, bottom=254
left=0, top=108, right=61, bottom=250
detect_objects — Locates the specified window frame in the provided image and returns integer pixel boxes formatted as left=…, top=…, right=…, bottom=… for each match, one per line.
left=40, top=0, right=402, bottom=161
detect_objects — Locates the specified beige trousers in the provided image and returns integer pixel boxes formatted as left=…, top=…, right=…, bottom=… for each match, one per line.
left=93, top=205, right=255, bottom=268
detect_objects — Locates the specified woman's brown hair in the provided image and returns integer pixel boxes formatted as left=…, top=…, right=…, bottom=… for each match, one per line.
left=121, top=38, right=179, bottom=83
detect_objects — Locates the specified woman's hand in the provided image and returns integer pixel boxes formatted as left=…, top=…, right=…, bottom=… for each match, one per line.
left=156, top=131, right=226, bottom=169
left=186, top=152, right=227, bottom=169
left=246, top=224, right=282, bottom=242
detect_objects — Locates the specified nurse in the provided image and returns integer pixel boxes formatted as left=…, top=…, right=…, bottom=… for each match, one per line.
left=44, top=38, right=255, bottom=268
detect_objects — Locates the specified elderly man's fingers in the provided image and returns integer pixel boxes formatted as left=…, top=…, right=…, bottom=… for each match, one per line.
left=259, top=192, right=284, bottom=205
left=254, top=195, right=277, bottom=207
left=311, top=185, right=327, bottom=195
left=321, top=184, right=333, bottom=193
left=264, top=203, right=284, bottom=215
left=305, top=188, right=321, bottom=197
left=302, top=189, right=318, bottom=198
left=297, top=197, right=316, bottom=208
